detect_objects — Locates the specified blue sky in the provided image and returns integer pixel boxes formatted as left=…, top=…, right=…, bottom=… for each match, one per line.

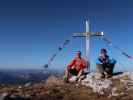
left=0, top=0, right=133, bottom=71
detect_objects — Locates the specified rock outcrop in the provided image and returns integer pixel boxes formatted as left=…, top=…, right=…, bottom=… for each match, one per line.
left=0, top=72, right=133, bottom=100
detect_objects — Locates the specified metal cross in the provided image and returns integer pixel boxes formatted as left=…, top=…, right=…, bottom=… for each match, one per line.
left=73, top=20, right=104, bottom=70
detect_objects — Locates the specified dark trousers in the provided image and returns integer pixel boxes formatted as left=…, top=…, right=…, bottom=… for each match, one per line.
left=96, top=64, right=114, bottom=76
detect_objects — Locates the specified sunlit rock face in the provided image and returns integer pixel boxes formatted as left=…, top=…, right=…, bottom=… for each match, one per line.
left=80, top=72, right=133, bottom=96
left=81, top=73, right=113, bottom=95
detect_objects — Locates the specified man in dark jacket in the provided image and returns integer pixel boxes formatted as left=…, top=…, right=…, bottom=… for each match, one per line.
left=96, top=48, right=116, bottom=78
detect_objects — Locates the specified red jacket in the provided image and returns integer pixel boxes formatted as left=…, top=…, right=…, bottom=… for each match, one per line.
left=68, top=57, right=88, bottom=72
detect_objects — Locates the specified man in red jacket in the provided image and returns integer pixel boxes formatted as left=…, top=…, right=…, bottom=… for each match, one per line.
left=64, top=51, right=89, bottom=82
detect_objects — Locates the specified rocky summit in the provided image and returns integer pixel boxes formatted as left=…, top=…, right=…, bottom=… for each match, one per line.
left=0, top=72, right=133, bottom=100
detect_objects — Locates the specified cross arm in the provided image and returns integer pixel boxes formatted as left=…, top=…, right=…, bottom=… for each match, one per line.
left=91, top=32, right=104, bottom=37
left=72, top=33, right=86, bottom=37
left=73, top=32, right=104, bottom=37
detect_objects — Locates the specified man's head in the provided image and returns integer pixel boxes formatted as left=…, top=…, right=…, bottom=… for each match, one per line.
left=100, top=48, right=107, bottom=55
left=76, top=51, right=81, bottom=58
left=99, top=48, right=107, bottom=58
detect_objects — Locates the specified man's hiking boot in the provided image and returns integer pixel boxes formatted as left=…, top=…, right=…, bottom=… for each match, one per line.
left=63, top=77, right=69, bottom=83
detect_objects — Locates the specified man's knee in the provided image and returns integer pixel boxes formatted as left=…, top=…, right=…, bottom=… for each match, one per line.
left=66, top=66, right=71, bottom=71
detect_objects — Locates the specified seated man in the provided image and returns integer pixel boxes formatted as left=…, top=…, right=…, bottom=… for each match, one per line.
left=64, top=51, right=89, bottom=82
left=96, top=48, right=116, bottom=78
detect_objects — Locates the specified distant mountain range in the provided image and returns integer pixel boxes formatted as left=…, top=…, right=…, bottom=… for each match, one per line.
left=0, top=69, right=62, bottom=85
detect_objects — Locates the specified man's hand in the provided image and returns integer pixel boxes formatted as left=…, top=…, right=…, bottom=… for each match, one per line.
left=99, top=53, right=106, bottom=59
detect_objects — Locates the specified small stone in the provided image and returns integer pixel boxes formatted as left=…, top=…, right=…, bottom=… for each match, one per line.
left=18, top=85, right=22, bottom=89
left=0, top=92, right=9, bottom=100
left=25, top=82, right=32, bottom=87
